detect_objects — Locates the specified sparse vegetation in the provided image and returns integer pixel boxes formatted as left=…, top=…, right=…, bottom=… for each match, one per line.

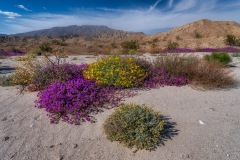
left=194, top=30, right=202, bottom=38
left=39, top=43, right=52, bottom=53
left=0, top=76, right=13, bottom=86
left=121, top=40, right=139, bottom=53
left=191, top=61, right=235, bottom=88
left=154, top=55, right=235, bottom=88
left=104, top=103, right=165, bottom=152
left=166, top=41, right=179, bottom=50
left=231, top=53, right=240, bottom=57
left=10, top=47, right=22, bottom=53
left=225, top=35, right=240, bottom=46
left=14, top=53, right=36, bottom=61
left=52, top=39, right=67, bottom=46
left=154, top=55, right=199, bottom=79
left=176, top=35, right=182, bottom=41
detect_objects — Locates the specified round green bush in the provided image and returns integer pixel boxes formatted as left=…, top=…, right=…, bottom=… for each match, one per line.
left=103, top=103, right=165, bottom=151
left=204, top=52, right=232, bottom=65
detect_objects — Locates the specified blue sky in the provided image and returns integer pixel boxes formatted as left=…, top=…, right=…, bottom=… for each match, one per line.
left=0, top=0, right=240, bottom=34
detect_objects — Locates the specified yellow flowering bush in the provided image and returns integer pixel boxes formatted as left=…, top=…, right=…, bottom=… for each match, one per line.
left=14, top=53, right=36, bottom=61
left=83, top=56, right=148, bottom=88
left=11, top=54, right=50, bottom=86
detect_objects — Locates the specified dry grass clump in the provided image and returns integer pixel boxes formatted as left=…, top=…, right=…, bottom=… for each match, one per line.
left=154, top=55, right=198, bottom=79
left=191, top=61, right=235, bottom=88
left=153, top=55, right=235, bottom=88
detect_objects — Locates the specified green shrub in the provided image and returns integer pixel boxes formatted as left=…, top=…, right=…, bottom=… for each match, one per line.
left=39, top=43, right=52, bottom=53
left=166, top=41, right=179, bottom=50
left=31, top=50, right=42, bottom=56
left=104, top=103, right=165, bottom=151
left=121, top=41, right=139, bottom=52
left=204, top=52, right=232, bottom=65
left=231, top=53, right=240, bottom=57
left=225, top=35, right=239, bottom=46
left=14, top=53, right=36, bottom=61
left=83, top=56, right=147, bottom=88
left=52, top=39, right=67, bottom=46
left=176, top=35, right=182, bottom=41
left=194, top=31, right=202, bottom=38
left=0, top=76, right=13, bottom=86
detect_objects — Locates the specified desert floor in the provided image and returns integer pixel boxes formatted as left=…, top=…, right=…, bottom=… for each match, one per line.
left=0, top=54, right=240, bottom=160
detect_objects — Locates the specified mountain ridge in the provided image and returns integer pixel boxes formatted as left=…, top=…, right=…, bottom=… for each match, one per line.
left=13, top=25, right=145, bottom=37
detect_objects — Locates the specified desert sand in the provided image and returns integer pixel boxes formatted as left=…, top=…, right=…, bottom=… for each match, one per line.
left=0, top=54, right=240, bottom=160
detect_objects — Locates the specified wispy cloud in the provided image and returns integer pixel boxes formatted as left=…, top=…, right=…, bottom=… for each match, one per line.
left=0, top=10, right=21, bottom=19
left=173, top=0, right=198, bottom=12
left=148, top=0, right=162, bottom=12
left=168, top=0, right=174, bottom=8
left=16, top=5, right=32, bottom=11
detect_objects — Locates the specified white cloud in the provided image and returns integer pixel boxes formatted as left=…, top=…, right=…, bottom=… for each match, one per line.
left=16, top=5, right=32, bottom=11
left=0, top=10, right=21, bottom=19
left=168, top=0, right=174, bottom=8
left=148, top=0, right=162, bottom=12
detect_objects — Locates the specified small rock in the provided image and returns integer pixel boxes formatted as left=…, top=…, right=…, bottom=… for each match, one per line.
left=50, top=145, right=54, bottom=148
left=54, top=155, right=64, bottom=160
left=73, top=144, right=78, bottom=148
left=199, top=120, right=206, bottom=125
left=60, top=155, right=64, bottom=160
left=2, top=117, right=7, bottom=121
left=3, top=136, right=9, bottom=141
left=209, top=108, right=215, bottom=111
left=34, top=115, right=41, bottom=120
left=227, top=154, right=230, bottom=157
left=187, top=154, right=190, bottom=158
left=30, top=124, right=35, bottom=128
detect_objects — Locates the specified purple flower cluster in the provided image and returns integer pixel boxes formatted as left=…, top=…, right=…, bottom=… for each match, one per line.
left=31, top=63, right=88, bottom=91
left=197, top=47, right=240, bottom=53
left=164, top=47, right=240, bottom=53
left=0, top=52, right=25, bottom=56
left=35, top=78, right=128, bottom=124
left=144, top=69, right=189, bottom=88
left=165, top=48, right=195, bottom=53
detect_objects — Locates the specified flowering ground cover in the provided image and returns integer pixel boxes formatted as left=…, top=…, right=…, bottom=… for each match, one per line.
left=35, top=78, right=134, bottom=124
left=31, top=63, right=88, bottom=91
left=0, top=52, right=25, bottom=57
left=33, top=56, right=190, bottom=124
left=164, top=47, right=240, bottom=53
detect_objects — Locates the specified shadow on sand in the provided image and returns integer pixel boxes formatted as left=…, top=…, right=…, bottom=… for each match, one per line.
left=0, top=66, right=15, bottom=74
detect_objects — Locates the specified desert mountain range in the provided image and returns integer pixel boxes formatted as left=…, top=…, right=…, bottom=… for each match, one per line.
left=1, top=19, right=240, bottom=54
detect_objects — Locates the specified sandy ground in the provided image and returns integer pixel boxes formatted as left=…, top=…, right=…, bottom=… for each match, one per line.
left=0, top=54, right=240, bottom=160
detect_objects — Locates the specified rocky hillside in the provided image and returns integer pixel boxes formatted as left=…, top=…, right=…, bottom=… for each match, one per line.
left=144, top=19, right=240, bottom=49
